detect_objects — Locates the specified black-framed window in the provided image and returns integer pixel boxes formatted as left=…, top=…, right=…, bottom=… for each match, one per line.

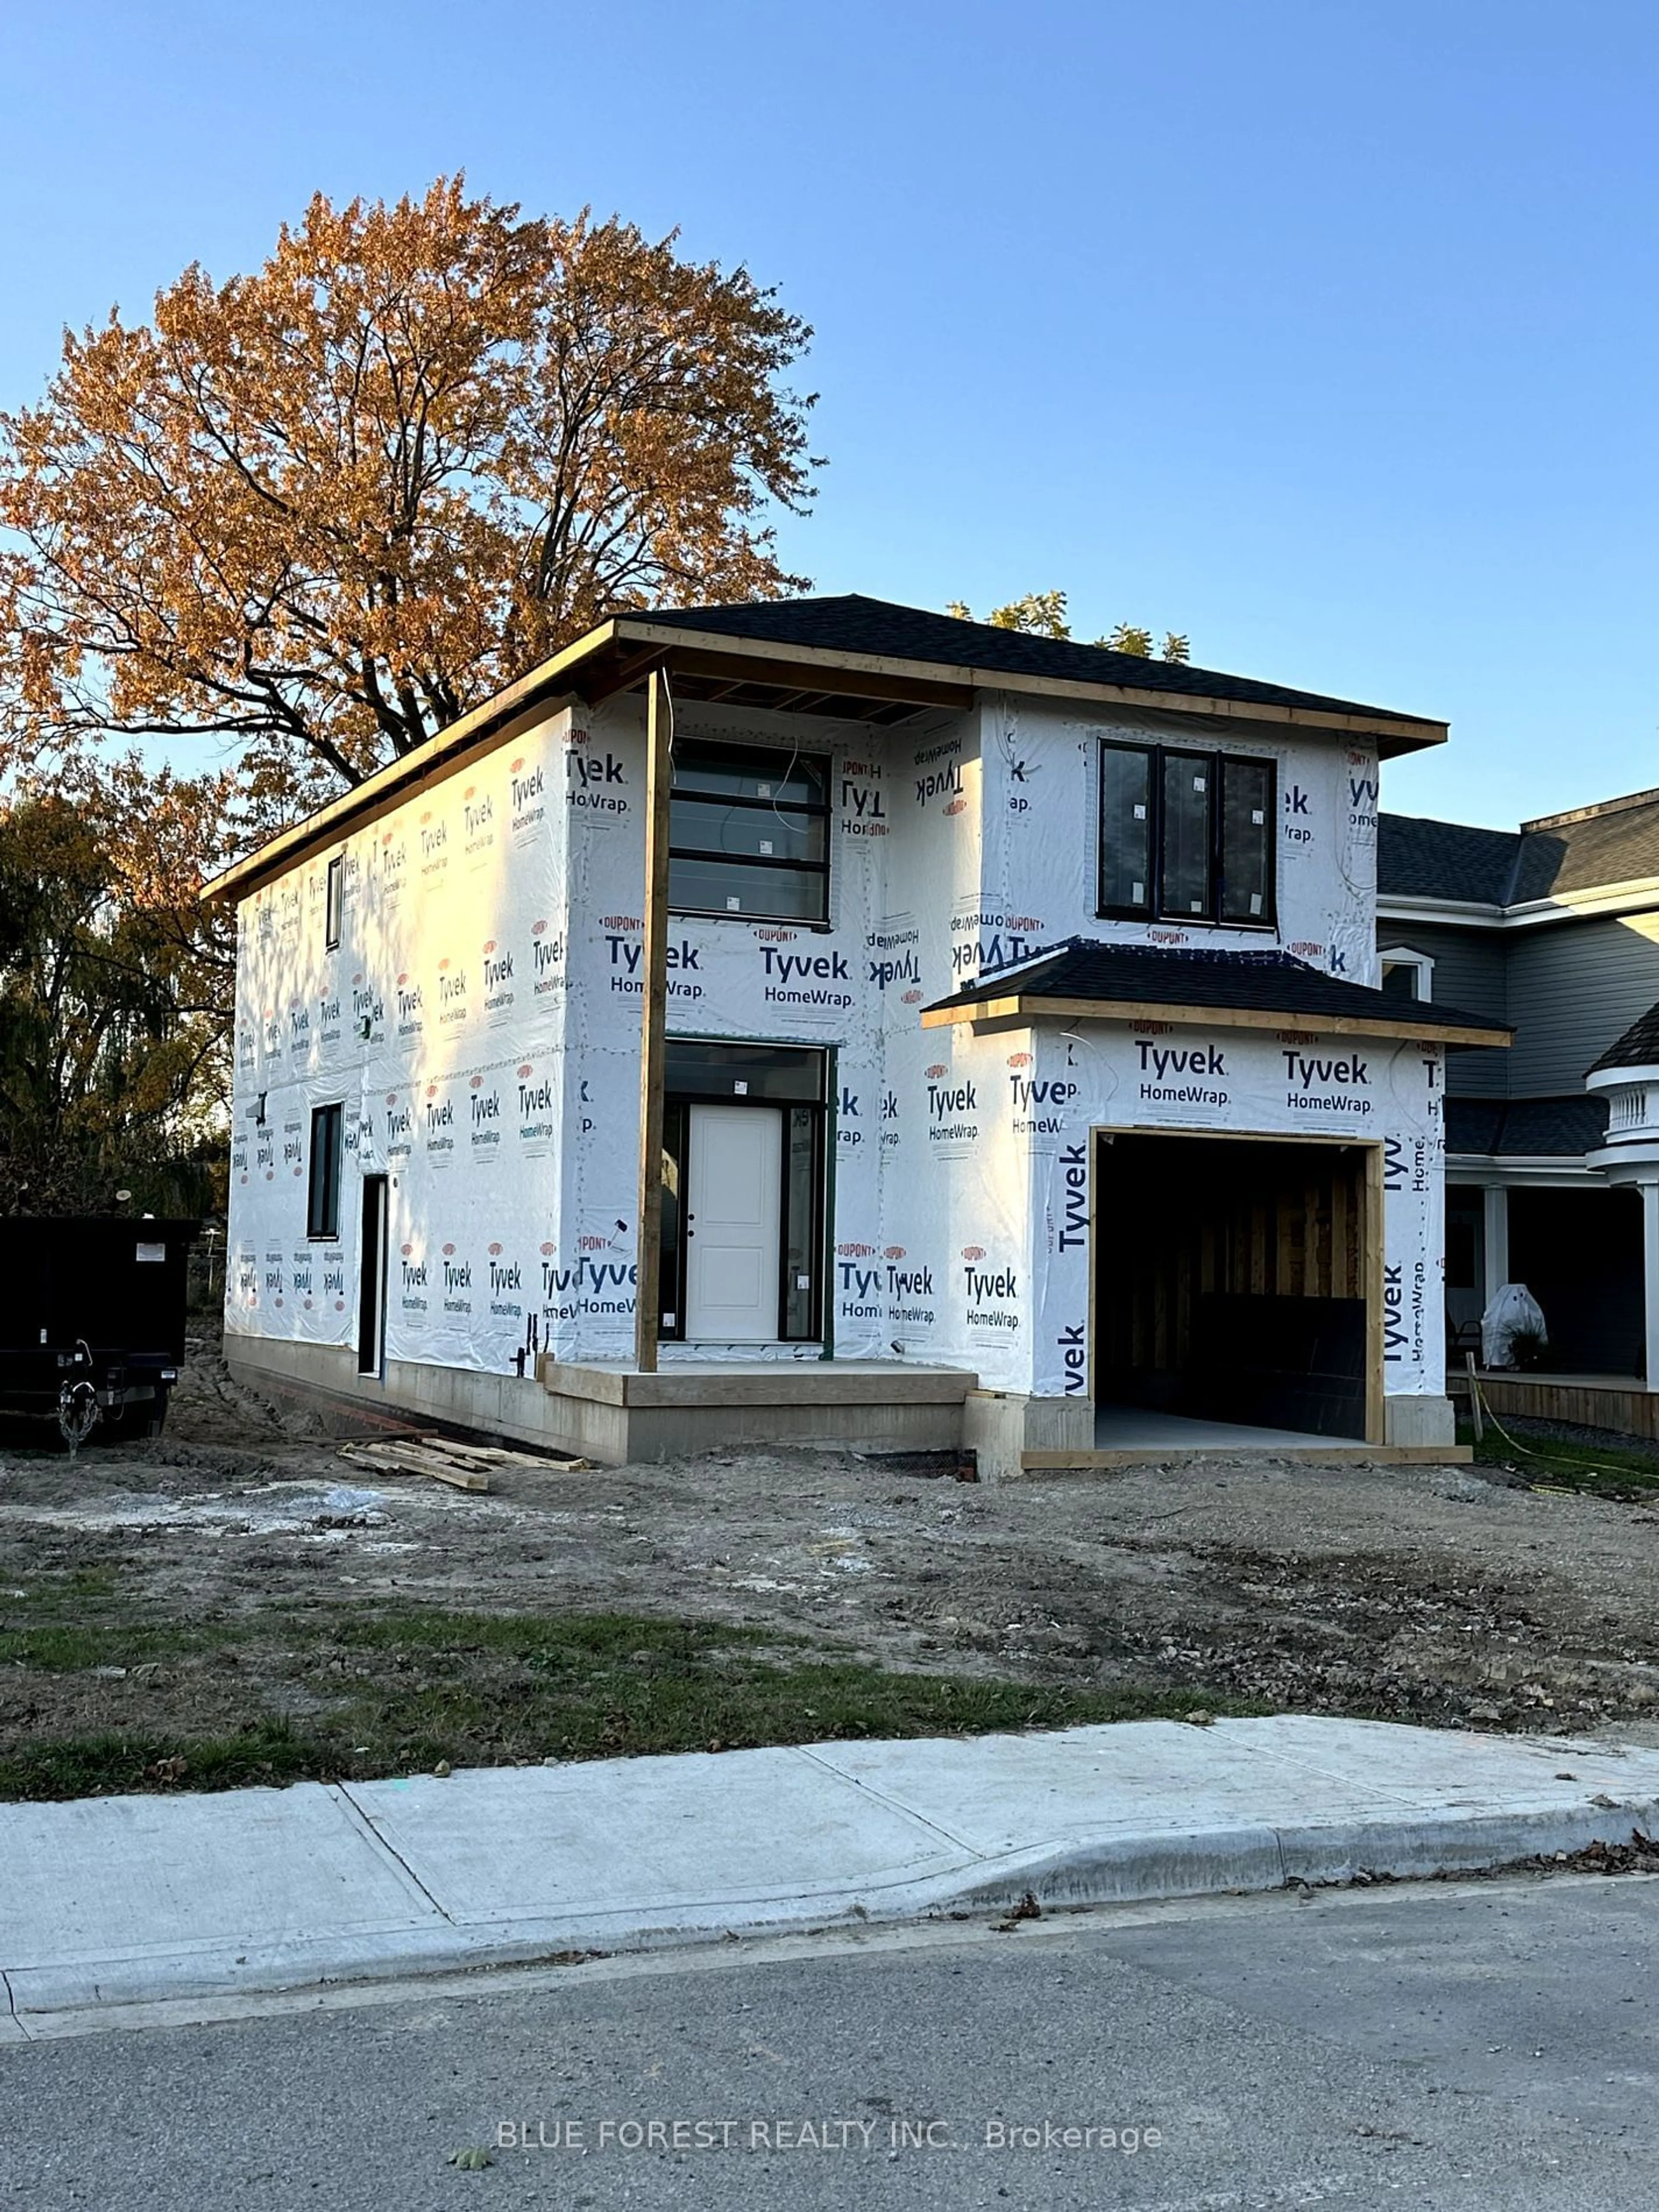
left=307, top=1102, right=344, bottom=1239
left=1098, top=741, right=1276, bottom=926
left=668, top=740, right=830, bottom=923
left=325, top=855, right=344, bottom=950
left=663, top=1039, right=827, bottom=1101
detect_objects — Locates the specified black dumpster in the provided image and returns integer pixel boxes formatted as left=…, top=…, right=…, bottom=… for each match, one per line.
left=0, top=1217, right=198, bottom=1439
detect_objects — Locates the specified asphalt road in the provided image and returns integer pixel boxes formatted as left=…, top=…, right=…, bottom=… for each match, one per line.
left=5, top=1872, right=1658, bottom=2210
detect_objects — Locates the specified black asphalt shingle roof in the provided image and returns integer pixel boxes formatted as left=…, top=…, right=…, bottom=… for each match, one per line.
left=1445, top=1096, right=1608, bottom=1157
left=925, top=938, right=1512, bottom=1039
left=1589, top=1001, right=1659, bottom=1076
left=645, top=595, right=1439, bottom=729
left=1377, top=815, right=1523, bottom=904
left=1381, top=791, right=1659, bottom=906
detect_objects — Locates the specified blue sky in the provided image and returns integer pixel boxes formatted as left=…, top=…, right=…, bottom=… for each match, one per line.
left=2, top=0, right=1653, bottom=825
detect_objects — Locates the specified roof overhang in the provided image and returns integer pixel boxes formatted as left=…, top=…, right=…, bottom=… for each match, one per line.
left=1379, top=880, right=1659, bottom=931
left=921, top=989, right=1511, bottom=1049
left=204, top=612, right=1448, bottom=906
left=1446, top=1156, right=1602, bottom=1184
left=1586, top=1062, right=1659, bottom=1092
left=597, top=617, right=1447, bottom=753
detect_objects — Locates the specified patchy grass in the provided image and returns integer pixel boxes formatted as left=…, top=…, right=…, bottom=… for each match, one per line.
left=0, top=1621, right=213, bottom=1671
left=0, top=1721, right=328, bottom=1802
left=1460, top=1420, right=1659, bottom=1501
left=0, top=1599, right=1253, bottom=1802
left=0, top=1567, right=213, bottom=1671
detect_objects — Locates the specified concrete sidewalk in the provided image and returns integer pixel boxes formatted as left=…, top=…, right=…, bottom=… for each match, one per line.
left=5, top=1716, right=1659, bottom=2031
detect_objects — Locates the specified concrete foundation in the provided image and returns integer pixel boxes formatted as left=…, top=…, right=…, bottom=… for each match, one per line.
left=225, top=1334, right=979, bottom=1465
left=223, top=1336, right=1463, bottom=1471
left=1383, top=1393, right=1458, bottom=1448
left=963, top=1390, right=1094, bottom=1485
left=225, top=1335, right=563, bottom=1449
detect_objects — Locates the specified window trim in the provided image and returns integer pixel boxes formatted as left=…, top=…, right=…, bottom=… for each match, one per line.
left=1379, top=946, right=1434, bottom=1002
left=324, top=854, right=344, bottom=951
left=1097, top=740, right=1278, bottom=930
left=667, top=739, right=832, bottom=927
left=307, top=1101, right=344, bottom=1241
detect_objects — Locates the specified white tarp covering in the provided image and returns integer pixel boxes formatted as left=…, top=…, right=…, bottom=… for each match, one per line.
left=227, top=689, right=1445, bottom=1405
left=1481, top=1282, right=1548, bottom=1370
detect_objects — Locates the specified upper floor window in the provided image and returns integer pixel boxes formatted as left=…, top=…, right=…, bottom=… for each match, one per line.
left=1098, top=742, right=1276, bottom=927
left=324, top=855, right=344, bottom=950
left=669, top=740, right=830, bottom=923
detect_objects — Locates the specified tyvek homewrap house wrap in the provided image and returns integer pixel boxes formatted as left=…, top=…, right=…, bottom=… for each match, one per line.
left=212, top=597, right=1510, bottom=1476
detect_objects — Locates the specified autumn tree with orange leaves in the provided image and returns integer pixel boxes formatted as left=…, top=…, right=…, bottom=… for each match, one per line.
left=0, top=176, right=819, bottom=838
left=0, top=179, right=818, bottom=1203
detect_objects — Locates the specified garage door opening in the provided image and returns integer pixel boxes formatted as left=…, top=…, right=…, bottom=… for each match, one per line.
left=1093, top=1131, right=1380, bottom=1444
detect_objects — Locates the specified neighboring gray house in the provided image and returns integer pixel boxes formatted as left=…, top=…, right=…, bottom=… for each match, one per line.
left=1379, top=787, right=1659, bottom=1389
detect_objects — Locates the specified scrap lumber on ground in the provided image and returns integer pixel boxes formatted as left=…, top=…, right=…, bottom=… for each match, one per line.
left=338, top=1440, right=490, bottom=1490
left=337, top=1432, right=593, bottom=1491
left=416, top=1433, right=592, bottom=1471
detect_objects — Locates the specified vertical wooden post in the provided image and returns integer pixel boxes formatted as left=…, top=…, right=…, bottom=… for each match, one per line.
left=634, top=667, right=672, bottom=1373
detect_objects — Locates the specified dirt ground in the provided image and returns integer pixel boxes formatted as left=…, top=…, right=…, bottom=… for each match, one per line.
left=5, top=1338, right=1659, bottom=1773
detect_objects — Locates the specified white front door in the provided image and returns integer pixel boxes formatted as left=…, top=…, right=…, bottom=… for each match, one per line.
left=686, top=1103, right=782, bottom=1341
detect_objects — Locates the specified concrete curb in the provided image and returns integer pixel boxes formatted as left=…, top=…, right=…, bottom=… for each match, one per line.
left=6, top=1792, right=1657, bottom=2026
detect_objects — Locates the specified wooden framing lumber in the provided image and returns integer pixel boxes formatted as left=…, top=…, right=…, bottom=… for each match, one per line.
left=634, top=667, right=673, bottom=1373
left=922, top=992, right=1512, bottom=1049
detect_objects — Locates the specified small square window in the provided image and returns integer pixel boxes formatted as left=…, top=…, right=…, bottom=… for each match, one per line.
left=1379, top=950, right=1433, bottom=1003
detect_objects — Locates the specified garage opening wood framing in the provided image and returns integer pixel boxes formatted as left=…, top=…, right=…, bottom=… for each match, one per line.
left=1091, top=1128, right=1386, bottom=1445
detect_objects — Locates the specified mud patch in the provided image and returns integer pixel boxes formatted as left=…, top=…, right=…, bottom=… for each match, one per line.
left=3, top=1340, right=1659, bottom=1786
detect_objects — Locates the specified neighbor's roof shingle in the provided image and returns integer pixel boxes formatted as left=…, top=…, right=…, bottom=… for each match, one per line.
left=1588, top=1000, right=1659, bottom=1076
left=1445, top=1096, right=1609, bottom=1156
left=1381, top=790, right=1659, bottom=907
left=924, top=938, right=1511, bottom=1039
left=1378, top=815, right=1524, bottom=904
left=1520, top=795, right=1659, bottom=899
left=645, top=595, right=1440, bottom=729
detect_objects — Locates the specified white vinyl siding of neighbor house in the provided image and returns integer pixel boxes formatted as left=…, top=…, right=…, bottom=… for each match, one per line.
left=1505, top=917, right=1659, bottom=1095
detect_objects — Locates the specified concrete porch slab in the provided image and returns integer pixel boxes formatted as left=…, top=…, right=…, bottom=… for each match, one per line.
left=536, top=1358, right=977, bottom=1408
left=536, top=1357, right=979, bottom=1463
